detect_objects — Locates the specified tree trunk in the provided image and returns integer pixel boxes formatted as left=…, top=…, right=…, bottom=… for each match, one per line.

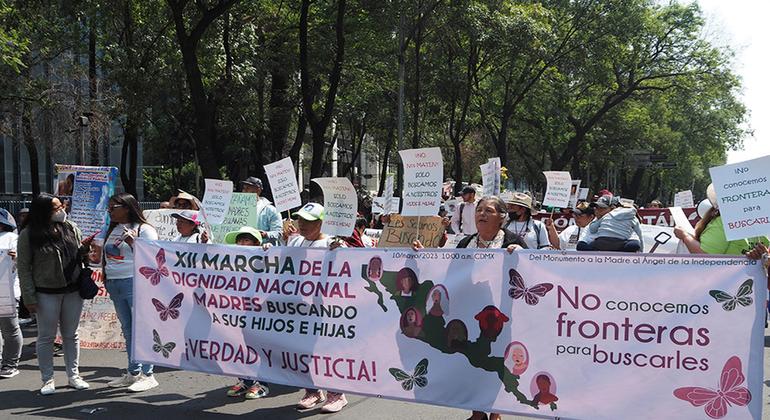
left=120, top=113, right=139, bottom=196
left=452, top=140, right=462, bottom=196
left=22, top=113, right=41, bottom=196
left=88, top=23, right=99, bottom=165
left=378, top=105, right=396, bottom=196
left=267, top=63, right=292, bottom=162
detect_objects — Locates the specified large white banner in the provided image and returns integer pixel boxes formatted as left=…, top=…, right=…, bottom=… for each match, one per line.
left=264, top=157, right=303, bottom=213
left=133, top=241, right=764, bottom=419
left=399, top=147, right=443, bottom=216
left=0, top=251, right=14, bottom=317
left=709, top=155, right=770, bottom=240
left=542, top=171, right=572, bottom=208
left=312, top=177, right=357, bottom=237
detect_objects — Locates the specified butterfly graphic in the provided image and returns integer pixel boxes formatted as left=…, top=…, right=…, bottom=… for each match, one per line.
left=389, top=358, right=429, bottom=391
left=151, top=329, right=176, bottom=358
left=508, top=269, right=554, bottom=305
left=673, top=356, right=751, bottom=419
left=139, top=248, right=170, bottom=286
left=709, top=279, right=753, bottom=311
left=151, top=293, right=184, bottom=321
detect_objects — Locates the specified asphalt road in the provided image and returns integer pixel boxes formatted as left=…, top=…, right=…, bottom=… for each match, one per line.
left=2, top=323, right=770, bottom=420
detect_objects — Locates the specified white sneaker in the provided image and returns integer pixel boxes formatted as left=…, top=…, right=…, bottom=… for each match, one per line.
left=40, top=380, right=55, bottom=395
left=127, top=374, right=158, bottom=392
left=108, top=372, right=139, bottom=388
left=68, top=376, right=90, bottom=390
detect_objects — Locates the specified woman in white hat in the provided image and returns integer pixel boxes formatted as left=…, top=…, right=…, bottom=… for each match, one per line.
left=502, top=192, right=551, bottom=249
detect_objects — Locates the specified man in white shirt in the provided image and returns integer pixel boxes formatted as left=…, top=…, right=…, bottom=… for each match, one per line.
left=450, top=186, right=478, bottom=235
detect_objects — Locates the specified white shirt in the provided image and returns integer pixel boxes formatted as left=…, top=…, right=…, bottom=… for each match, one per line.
left=558, top=225, right=589, bottom=251
left=287, top=235, right=337, bottom=248
left=450, top=200, right=478, bottom=235
left=504, top=219, right=549, bottom=249
left=173, top=232, right=206, bottom=243
left=104, top=223, right=159, bottom=279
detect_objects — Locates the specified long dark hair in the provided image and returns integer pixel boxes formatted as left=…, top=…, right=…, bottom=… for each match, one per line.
left=105, top=193, right=148, bottom=239
left=27, top=193, right=76, bottom=248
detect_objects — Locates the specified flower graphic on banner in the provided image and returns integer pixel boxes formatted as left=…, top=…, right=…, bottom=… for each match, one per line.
left=139, top=248, right=170, bottom=286
left=508, top=268, right=553, bottom=305
left=673, top=356, right=751, bottom=419
left=389, top=358, right=429, bottom=391
left=151, top=292, right=184, bottom=321
left=709, top=279, right=753, bottom=311
left=151, top=329, right=176, bottom=358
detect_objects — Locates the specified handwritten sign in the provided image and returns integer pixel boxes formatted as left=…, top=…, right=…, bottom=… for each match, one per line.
left=542, top=171, right=571, bottom=208
left=481, top=161, right=496, bottom=196
left=312, top=177, right=357, bottom=237
left=202, top=179, right=233, bottom=225
left=143, top=209, right=180, bottom=241
left=568, top=180, right=582, bottom=208
left=264, top=157, right=302, bottom=212
left=209, top=193, right=258, bottom=243
left=673, top=190, right=694, bottom=208
left=709, top=155, right=770, bottom=240
left=399, top=147, right=443, bottom=216
left=378, top=215, right=444, bottom=248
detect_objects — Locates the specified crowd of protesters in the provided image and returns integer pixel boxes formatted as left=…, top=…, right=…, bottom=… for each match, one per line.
left=1, top=176, right=769, bottom=420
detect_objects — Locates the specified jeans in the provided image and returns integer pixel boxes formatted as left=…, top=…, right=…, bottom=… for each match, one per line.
left=36, top=291, right=83, bottom=382
left=0, top=314, right=22, bottom=369
left=105, top=278, right=153, bottom=375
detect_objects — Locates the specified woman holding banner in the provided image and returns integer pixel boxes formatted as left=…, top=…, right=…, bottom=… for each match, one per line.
left=17, top=194, right=93, bottom=394
left=102, top=193, right=160, bottom=392
left=283, top=203, right=350, bottom=414
left=415, top=196, right=525, bottom=420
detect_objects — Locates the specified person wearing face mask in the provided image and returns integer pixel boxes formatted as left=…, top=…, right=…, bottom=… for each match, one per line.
left=502, top=192, right=550, bottom=249
left=17, top=193, right=94, bottom=394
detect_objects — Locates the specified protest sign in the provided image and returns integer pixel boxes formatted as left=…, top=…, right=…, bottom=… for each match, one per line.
left=444, top=199, right=459, bottom=216
left=578, top=188, right=589, bottom=200
left=542, top=171, right=571, bottom=208
left=0, top=251, right=14, bottom=317
left=673, top=190, right=694, bottom=208
left=143, top=209, right=180, bottom=241
left=209, top=193, right=258, bottom=243
left=264, top=157, right=302, bottom=212
left=55, top=164, right=118, bottom=239
left=640, top=224, right=679, bottom=254
left=442, top=233, right=466, bottom=249
left=534, top=208, right=700, bottom=232
left=312, top=177, right=357, bottom=237
left=399, top=148, right=443, bottom=216
left=134, top=241, right=765, bottom=420
left=372, top=197, right=401, bottom=215
left=378, top=214, right=444, bottom=248
left=480, top=161, right=496, bottom=196
left=384, top=175, right=395, bottom=215
left=77, top=271, right=125, bottom=349
left=709, top=155, right=770, bottom=240
left=490, top=157, right=501, bottom=196
left=568, top=180, right=581, bottom=208
left=202, top=179, right=233, bottom=225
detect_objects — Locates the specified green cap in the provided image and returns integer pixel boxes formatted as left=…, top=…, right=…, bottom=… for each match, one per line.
left=224, top=226, right=263, bottom=245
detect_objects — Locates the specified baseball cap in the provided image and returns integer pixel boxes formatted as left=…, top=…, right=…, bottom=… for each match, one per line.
left=241, top=177, right=263, bottom=188
left=224, top=226, right=263, bottom=245
left=170, top=210, right=201, bottom=225
left=293, top=203, right=325, bottom=221
left=591, top=195, right=618, bottom=209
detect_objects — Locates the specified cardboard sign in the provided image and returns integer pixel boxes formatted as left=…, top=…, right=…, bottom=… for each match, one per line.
left=202, top=179, right=233, bottom=225
left=264, top=157, right=302, bottom=212
left=568, top=180, right=582, bottom=208
left=312, top=177, right=357, bottom=237
left=709, top=155, right=770, bottom=240
left=378, top=214, right=444, bottom=248
left=542, top=171, right=571, bottom=208
left=143, top=209, right=181, bottom=241
left=399, top=147, right=443, bottom=216
left=673, top=190, right=694, bottom=208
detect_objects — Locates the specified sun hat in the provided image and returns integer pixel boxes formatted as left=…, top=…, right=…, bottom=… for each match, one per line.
left=224, top=226, right=263, bottom=245
left=170, top=210, right=201, bottom=226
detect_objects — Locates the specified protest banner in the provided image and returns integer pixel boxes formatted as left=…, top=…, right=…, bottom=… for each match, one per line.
left=77, top=271, right=125, bottom=349
left=542, top=171, right=571, bottom=208
left=399, top=147, right=443, bottom=216
left=640, top=224, right=679, bottom=254
left=384, top=175, right=395, bottom=215
left=55, top=164, right=118, bottom=239
left=209, top=193, right=258, bottom=244
left=264, top=157, right=302, bottom=213
left=568, top=180, right=581, bottom=208
left=312, top=177, right=357, bottom=237
left=134, top=241, right=765, bottom=420
left=378, top=214, right=444, bottom=248
left=578, top=188, right=589, bottom=200
left=0, top=251, right=14, bottom=317
left=202, top=179, right=234, bottom=225
left=534, top=208, right=700, bottom=232
left=144, top=209, right=180, bottom=241
left=674, top=190, right=694, bottom=208
left=372, top=197, right=401, bottom=215
left=709, top=155, right=770, bottom=240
